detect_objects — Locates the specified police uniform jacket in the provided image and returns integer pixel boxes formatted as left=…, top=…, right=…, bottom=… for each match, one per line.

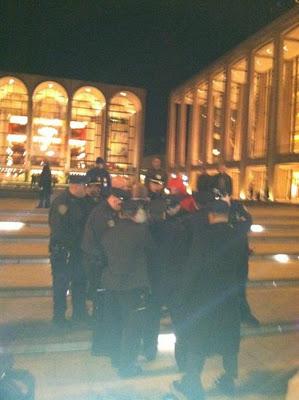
left=100, top=219, right=155, bottom=291
left=81, top=201, right=119, bottom=258
left=212, top=172, right=233, bottom=196
left=86, top=167, right=111, bottom=189
left=144, top=168, right=167, bottom=187
left=49, top=190, right=88, bottom=251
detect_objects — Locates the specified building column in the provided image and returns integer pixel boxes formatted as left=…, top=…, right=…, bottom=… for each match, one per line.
left=64, top=98, right=71, bottom=177
left=223, top=66, right=231, bottom=162
left=187, top=88, right=200, bottom=172
left=24, top=89, right=33, bottom=182
left=166, top=99, right=177, bottom=169
left=102, top=103, right=109, bottom=160
left=240, top=52, right=254, bottom=198
left=266, top=34, right=283, bottom=201
left=178, top=102, right=187, bottom=167
left=206, top=76, right=214, bottom=165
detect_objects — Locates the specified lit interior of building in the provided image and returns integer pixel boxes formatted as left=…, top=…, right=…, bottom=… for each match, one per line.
left=0, top=74, right=144, bottom=183
left=167, top=8, right=299, bottom=202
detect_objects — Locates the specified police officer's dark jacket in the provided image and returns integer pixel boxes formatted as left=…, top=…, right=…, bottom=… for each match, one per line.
left=100, top=219, right=155, bottom=291
left=49, top=190, right=88, bottom=251
left=86, top=167, right=111, bottom=190
left=81, top=200, right=119, bottom=257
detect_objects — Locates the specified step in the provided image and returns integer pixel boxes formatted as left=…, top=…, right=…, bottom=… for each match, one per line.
left=247, top=205, right=299, bottom=217
left=249, top=237, right=299, bottom=254
left=250, top=227, right=299, bottom=237
left=249, top=259, right=299, bottom=281
left=0, top=241, right=49, bottom=257
left=0, top=264, right=52, bottom=288
left=0, top=225, right=49, bottom=238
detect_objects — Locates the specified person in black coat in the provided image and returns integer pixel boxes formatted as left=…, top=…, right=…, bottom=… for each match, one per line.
left=37, top=161, right=52, bottom=208
left=99, top=200, right=155, bottom=377
left=86, top=157, right=111, bottom=196
left=211, top=163, right=233, bottom=197
left=49, top=175, right=88, bottom=325
left=196, top=164, right=212, bottom=204
left=172, top=200, right=243, bottom=400
left=144, top=157, right=167, bottom=191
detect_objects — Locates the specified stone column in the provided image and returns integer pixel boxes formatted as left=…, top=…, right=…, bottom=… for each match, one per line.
left=64, top=97, right=71, bottom=177
left=166, top=99, right=177, bottom=169
left=223, top=67, right=231, bottom=162
left=187, top=88, right=200, bottom=172
left=178, top=102, right=187, bottom=167
left=24, top=88, right=33, bottom=182
left=205, top=76, right=214, bottom=165
left=266, top=34, right=283, bottom=201
left=240, top=52, right=254, bottom=197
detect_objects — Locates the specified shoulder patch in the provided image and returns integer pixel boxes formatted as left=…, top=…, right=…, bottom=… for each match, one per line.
left=58, top=204, right=68, bottom=215
left=107, top=219, right=115, bottom=228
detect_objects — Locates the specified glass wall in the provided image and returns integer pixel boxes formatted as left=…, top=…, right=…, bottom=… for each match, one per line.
left=278, top=25, right=299, bottom=154
left=107, top=91, right=140, bottom=173
left=71, top=87, right=105, bottom=170
left=246, top=165, right=267, bottom=200
left=197, top=81, right=208, bottom=162
left=227, top=59, right=248, bottom=161
left=0, top=77, right=28, bottom=178
left=32, top=81, right=68, bottom=167
left=249, top=42, right=274, bottom=158
left=210, top=70, right=226, bottom=163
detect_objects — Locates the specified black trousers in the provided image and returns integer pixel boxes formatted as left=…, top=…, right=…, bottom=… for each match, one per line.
left=38, top=188, right=51, bottom=208
left=93, top=288, right=147, bottom=369
left=50, top=250, right=86, bottom=320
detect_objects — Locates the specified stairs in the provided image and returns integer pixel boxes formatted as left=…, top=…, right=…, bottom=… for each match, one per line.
left=1, top=202, right=299, bottom=354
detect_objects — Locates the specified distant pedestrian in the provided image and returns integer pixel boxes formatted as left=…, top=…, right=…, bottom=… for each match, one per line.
left=37, top=161, right=52, bottom=208
left=144, top=157, right=167, bottom=190
left=86, top=157, right=111, bottom=197
left=211, top=163, right=233, bottom=197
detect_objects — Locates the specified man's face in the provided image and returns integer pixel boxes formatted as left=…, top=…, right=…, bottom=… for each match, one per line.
left=149, top=181, right=163, bottom=193
left=218, top=164, right=226, bottom=174
left=152, top=158, right=161, bottom=169
left=69, top=184, right=86, bottom=198
left=86, top=184, right=100, bottom=197
left=97, top=163, right=104, bottom=169
left=107, top=195, right=122, bottom=211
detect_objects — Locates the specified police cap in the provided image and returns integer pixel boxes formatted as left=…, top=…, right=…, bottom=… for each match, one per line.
left=69, top=174, right=87, bottom=184
left=107, top=187, right=131, bottom=201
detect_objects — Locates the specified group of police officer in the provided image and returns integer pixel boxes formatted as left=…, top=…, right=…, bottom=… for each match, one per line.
left=49, top=157, right=258, bottom=399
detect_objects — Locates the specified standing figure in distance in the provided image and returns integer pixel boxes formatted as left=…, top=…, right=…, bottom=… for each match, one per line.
left=86, top=157, right=111, bottom=197
left=37, top=161, right=52, bottom=208
left=212, top=163, right=233, bottom=197
left=144, top=157, right=168, bottom=190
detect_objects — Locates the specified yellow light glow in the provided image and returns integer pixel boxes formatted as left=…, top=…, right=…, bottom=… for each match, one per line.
left=158, top=333, right=176, bottom=353
left=34, top=118, right=62, bottom=127
left=32, top=136, right=61, bottom=144
left=212, top=148, right=221, bottom=156
left=48, top=83, right=53, bottom=88
left=120, top=92, right=127, bottom=96
left=70, top=121, right=87, bottom=129
left=9, top=79, right=15, bottom=85
left=46, top=150, right=55, bottom=157
left=0, top=222, right=25, bottom=231
left=7, top=134, right=27, bottom=143
left=273, top=254, right=290, bottom=263
left=38, top=126, right=58, bottom=137
left=9, top=115, right=28, bottom=125
left=69, top=139, right=86, bottom=146
left=251, top=224, right=264, bottom=233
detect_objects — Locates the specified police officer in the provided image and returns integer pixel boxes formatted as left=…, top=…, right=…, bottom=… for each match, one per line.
left=49, top=174, right=88, bottom=326
left=144, top=157, right=167, bottom=191
left=86, top=157, right=111, bottom=196
left=81, top=187, right=130, bottom=355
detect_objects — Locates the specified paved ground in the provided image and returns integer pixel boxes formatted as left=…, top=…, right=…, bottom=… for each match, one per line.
left=11, top=332, right=299, bottom=400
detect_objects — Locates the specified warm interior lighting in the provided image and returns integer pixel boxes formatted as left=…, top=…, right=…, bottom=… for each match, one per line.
left=69, top=139, right=86, bottom=146
left=48, top=83, right=53, bottom=88
left=120, top=92, right=127, bottom=96
left=9, top=115, right=28, bottom=125
left=0, top=222, right=25, bottom=231
left=239, top=191, right=246, bottom=200
left=34, top=118, right=62, bottom=127
left=212, top=148, right=221, bottom=156
left=7, top=134, right=27, bottom=143
left=70, top=121, right=87, bottom=129
left=32, top=136, right=61, bottom=144
left=46, top=150, right=55, bottom=157
left=273, top=254, right=290, bottom=263
left=251, top=224, right=264, bottom=233
left=283, top=45, right=288, bottom=52
left=8, top=79, right=15, bottom=85
left=38, top=126, right=58, bottom=137
left=85, top=88, right=91, bottom=92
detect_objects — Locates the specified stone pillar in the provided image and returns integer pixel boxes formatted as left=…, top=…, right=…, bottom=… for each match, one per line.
left=206, top=76, right=214, bottom=165
left=178, top=102, right=187, bottom=167
left=187, top=88, right=200, bottom=172
left=64, top=97, right=71, bottom=176
left=24, top=89, right=33, bottom=182
left=266, top=34, right=283, bottom=201
left=240, top=52, right=254, bottom=197
left=223, top=67, right=231, bottom=162
left=166, top=99, right=177, bottom=169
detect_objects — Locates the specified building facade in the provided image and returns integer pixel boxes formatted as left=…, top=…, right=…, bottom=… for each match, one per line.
left=167, top=7, right=299, bottom=202
left=0, top=72, right=146, bottom=183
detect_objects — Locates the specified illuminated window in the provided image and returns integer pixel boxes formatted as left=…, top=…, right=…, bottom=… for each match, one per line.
left=71, top=87, right=105, bottom=170
left=197, top=82, right=208, bottom=162
left=209, top=71, right=226, bottom=163
left=246, top=165, right=267, bottom=200
left=278, top=25, right=299, bottom=154
left=227, top=59, right=248, bottom=161
left=249, top=42, right=274, bottom=159
left=106, top=91, right=141, bottom=173
left=32, top=81, right=68, bottom=167
left=0, top=76, right=28, bottom=177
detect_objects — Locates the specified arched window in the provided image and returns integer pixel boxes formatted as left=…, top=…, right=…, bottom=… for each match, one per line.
left=0, top=76, right=28, bottom=174
left=32, top=81, right=68, bottom=167
left=106, top=91, right=141, bottom=173
left=71, top=86, right=105, bottom=170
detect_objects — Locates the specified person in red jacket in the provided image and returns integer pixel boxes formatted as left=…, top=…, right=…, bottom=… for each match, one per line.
left=167, top=176, right=198, bottom=213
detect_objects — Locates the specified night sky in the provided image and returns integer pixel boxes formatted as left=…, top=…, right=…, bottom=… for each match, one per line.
left=0, top=0, right=295, bottom=155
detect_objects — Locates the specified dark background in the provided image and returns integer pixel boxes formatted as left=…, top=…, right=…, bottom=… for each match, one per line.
left=0, top=0, right=296, bottom=156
